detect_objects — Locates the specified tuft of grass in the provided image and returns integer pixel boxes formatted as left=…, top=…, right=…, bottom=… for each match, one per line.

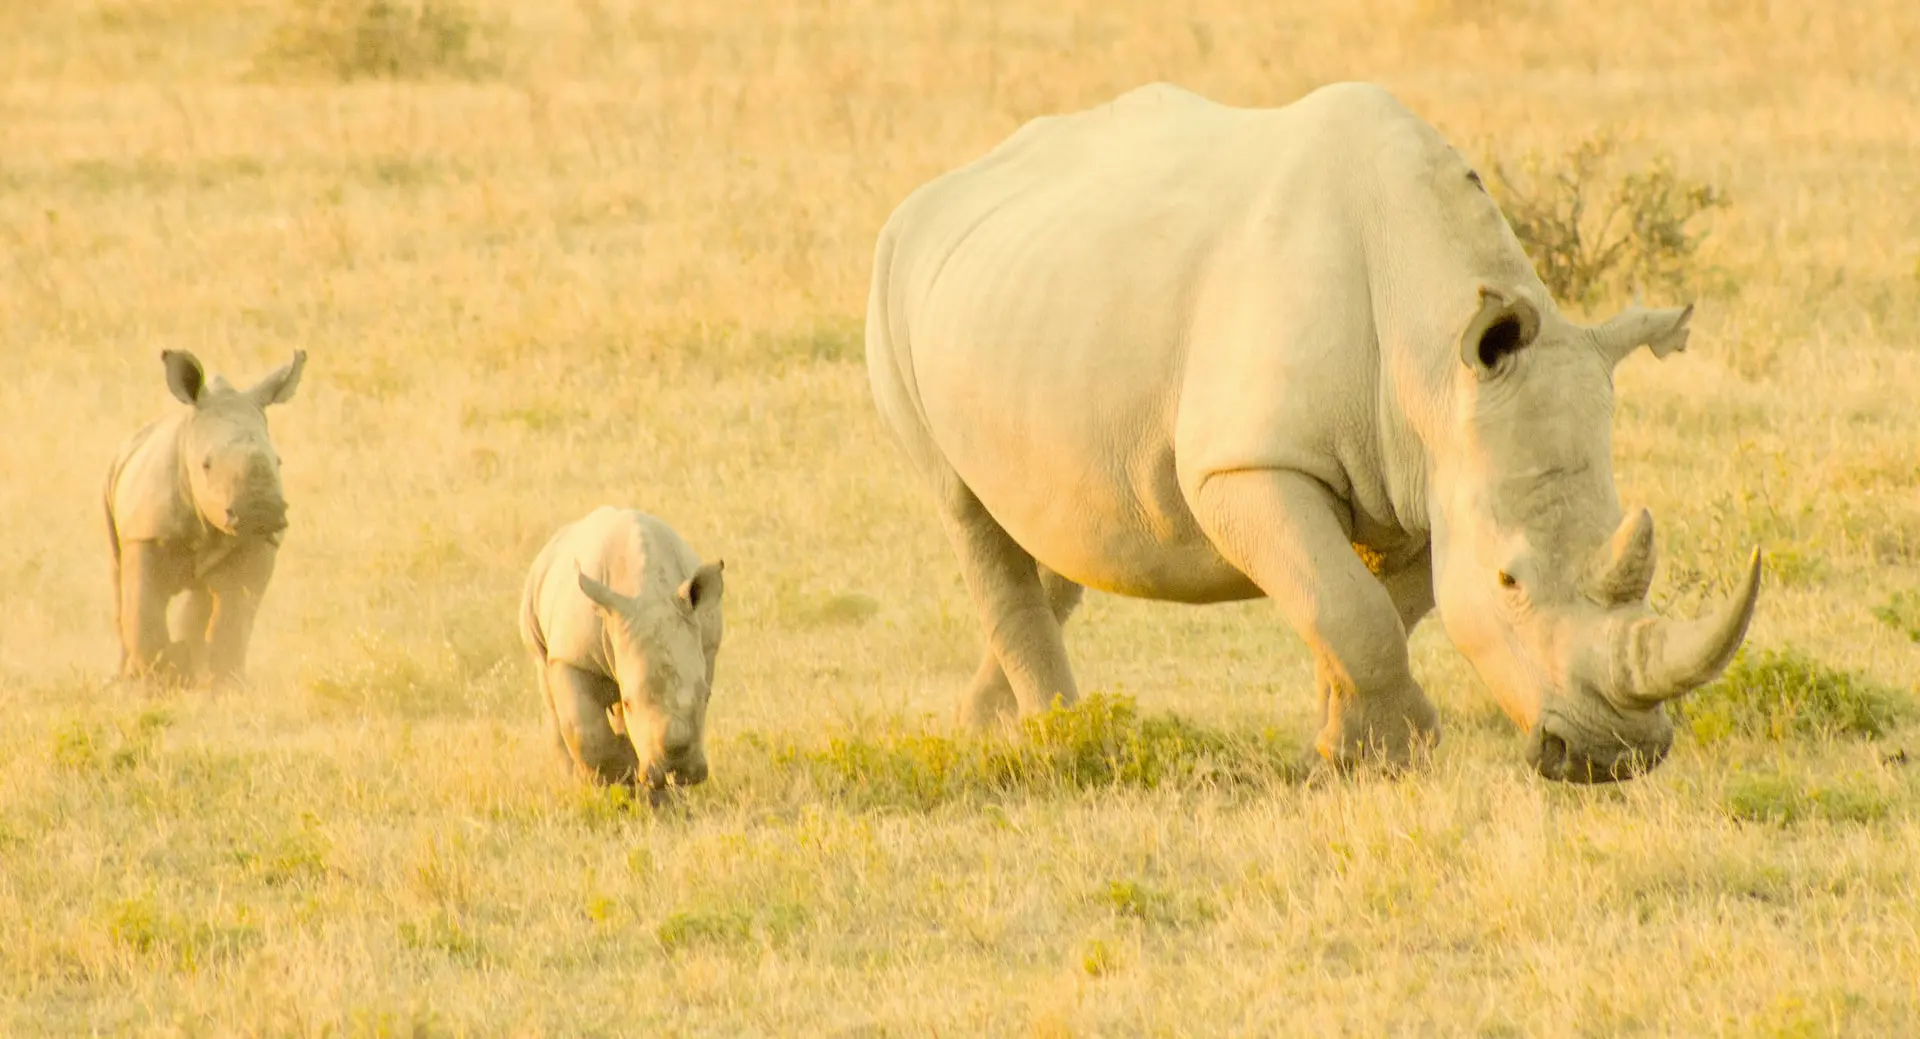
left=749, top=694, right=1302, bottom=812
left=1722, top=772, right=1895, bottom=826
left=50, top=708, right=173, bottom=773
left=397, top=909, right=485, bottom=964
left=102, top=891, right=260, bottom=972
left=1870, top=590, right=1920, bottom=643
left=1097, top=878, right=1215, bottom=927
left=254, top=0, right=497, bottom=81
left=1080, top=938, right=1124, bottom=977
left=1680, top=648, right=1904, bottom=745
left=1492, top=133, right=1729, bottom=306
left=655, top=900, right=809, bottom=953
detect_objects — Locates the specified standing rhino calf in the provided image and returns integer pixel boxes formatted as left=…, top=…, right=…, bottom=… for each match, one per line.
left=519, top=507, right=725, bottom=796
left=106, top=349, right=306, bottom=686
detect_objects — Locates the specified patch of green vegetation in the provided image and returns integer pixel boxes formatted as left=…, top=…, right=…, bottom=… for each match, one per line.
left=1722, top=772, right=1894, bottom=826
left=758, top=317, right=864, bottom=364
left=1871, top=590, right=1920, bottom=643
left=102, top=890, right=260, bottom=972
left=397, top=908, right=484, bottom=964
left=655, top=899, right=808, bottom=953
left=1097, top=878, right=1215, bottom=927
left=777, top=588, right=882, bottom=629
left=232, top=813, right=333, bottom=888
left=1080, top=938, right=1124, bottom=977
left=255, top=0, right=498, bottom=81
left=49, top=708, right=173, bottom=773
left=1680, top=648, right=1904, bottom=745
left=748, top=694, right=1301, bottom=812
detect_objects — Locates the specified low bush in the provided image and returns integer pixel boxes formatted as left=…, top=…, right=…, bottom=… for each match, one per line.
left=1492, top=134, right=1729, bottom=307
left=1681, top=648, right=1904, bottom=745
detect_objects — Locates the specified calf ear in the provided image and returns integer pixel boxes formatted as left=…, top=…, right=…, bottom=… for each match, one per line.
left=162, top=350, right=206, bottom=404
left=677, top=560, right=725, bottom=616
left=1593, top=304, right=1693, bottom=368
left=575, top=562, right=631, bottom=615
left=247, top=350, right=308, bottom=407
left=1459, top=288, right=1542, bottom=377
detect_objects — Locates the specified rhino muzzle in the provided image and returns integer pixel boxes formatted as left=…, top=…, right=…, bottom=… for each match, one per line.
left=1526, top=717, right=1673, bottom=784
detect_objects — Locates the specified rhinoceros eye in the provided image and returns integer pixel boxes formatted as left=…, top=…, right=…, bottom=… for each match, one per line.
left=202, top=456, right=214, bottom=472
left=1497, top=570, right=1519, bottom=590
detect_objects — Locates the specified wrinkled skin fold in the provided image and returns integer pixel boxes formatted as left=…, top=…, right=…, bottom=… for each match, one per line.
left=105, top=349, right=306, bottom=686
left=865, top=81, right=1761, bottom=781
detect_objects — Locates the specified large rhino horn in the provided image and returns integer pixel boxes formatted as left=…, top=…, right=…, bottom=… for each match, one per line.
left=1596, top=549, right=1763, bottom=707
left=1586, top=508, right=1657, bottom=606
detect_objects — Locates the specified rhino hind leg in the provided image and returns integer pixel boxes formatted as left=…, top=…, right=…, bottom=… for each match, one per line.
left=960, top=566, right=1085, bottom=727
left=1191, top=469, right=1440, bottom=769
left=941, top=488, right=1081, bottom=728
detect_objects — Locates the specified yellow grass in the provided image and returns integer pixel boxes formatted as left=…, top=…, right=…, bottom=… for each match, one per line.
left=3, top=0, right=1919, bottom=1033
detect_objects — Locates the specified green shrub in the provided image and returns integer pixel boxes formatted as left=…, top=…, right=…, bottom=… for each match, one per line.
left=1680, top=648, right=1903, bottom=745
left=750, top=694, right=1301, bottom=812
left=255, top=0, right=496, bottom=81
left=1492, top=134, right=1729, bottom=306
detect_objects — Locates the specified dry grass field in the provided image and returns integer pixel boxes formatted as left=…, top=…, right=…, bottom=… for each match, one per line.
left=4, top=0, right=1920, bottom=1034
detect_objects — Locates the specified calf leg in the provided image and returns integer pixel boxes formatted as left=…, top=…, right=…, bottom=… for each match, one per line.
left=942, top=488, right=1079, bottom=729
left=204, top=542, right=278, bottom=687
left=545, top=661, right=639, bottom=786
left=1192, top=469, right=1440, bottom=768
left=167, top=586, right=214, bottom=682
left=117, top=542, right=184, bottom=683
left=960, top=565, right=1085, bottom=727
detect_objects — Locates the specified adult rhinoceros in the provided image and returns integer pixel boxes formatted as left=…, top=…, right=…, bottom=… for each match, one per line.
left=865, top=82, right=1760, bottom=782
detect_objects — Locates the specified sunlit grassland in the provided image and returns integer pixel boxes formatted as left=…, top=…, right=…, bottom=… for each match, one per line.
left=2, top=0, right=1919, bottom=1034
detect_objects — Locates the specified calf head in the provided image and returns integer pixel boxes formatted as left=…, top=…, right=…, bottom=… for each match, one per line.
left=1429, top=289, right=1760, bottom=783
left=163, top=349, right=306, bottom=538
left=576, top=560, right=725, bottom=792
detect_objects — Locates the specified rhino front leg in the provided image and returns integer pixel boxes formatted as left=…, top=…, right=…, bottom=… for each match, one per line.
left=545, top=661, right=639, bottom=786
left=116, top=541, right=186, bottom=683
left=941, top=487, right=1081, bottom=728
left=203, top=541, right=278, bottom=687
left=167, top=585, right=214, bottom=681
left=1193, top=469, right=1440, bottom=769
left=961, top=565, right=1085, bottom=727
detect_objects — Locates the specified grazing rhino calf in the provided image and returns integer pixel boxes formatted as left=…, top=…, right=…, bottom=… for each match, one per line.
left=867, top=82, right=1762, bottom=782
left=519, top=507, right=725, bottom=796
left=106, top=349, right=306, bottom=686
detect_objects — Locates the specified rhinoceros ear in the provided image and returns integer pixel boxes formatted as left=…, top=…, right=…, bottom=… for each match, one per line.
left=162, top=350, right=206, bottom=405
left=1592, top=304, right=1693, bottom=369
left=678, top=560, right=725, bottom=616
left=576, top=562, right=633, bottom=616
left=1459, top=287, right=1541, bottom=377
left=247, top=350, right=307, bottom=408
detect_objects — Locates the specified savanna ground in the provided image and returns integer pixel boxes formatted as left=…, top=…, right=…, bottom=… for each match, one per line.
left=3, top=1, right=1919, bottom=1034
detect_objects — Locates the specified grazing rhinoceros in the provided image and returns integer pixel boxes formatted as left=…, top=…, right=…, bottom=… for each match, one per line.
left=519, top=507, right=725, bottom=796
left=865, top=81, right=1761, bottom=782
left=106, top=349, right=306, bottom=686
